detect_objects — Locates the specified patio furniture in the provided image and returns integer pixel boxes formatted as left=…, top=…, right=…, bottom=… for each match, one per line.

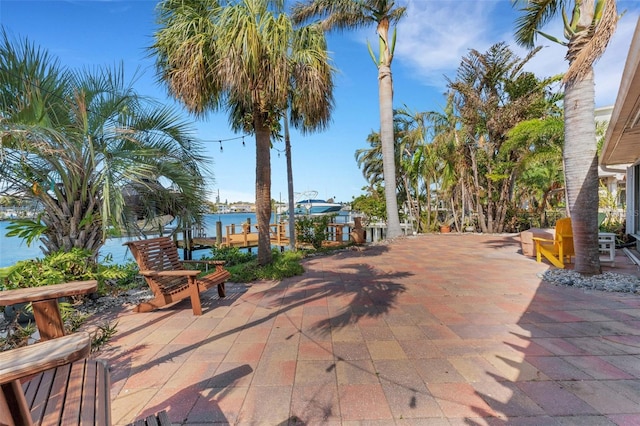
left=124, top=236, right=230, bottom=315
left=533, top=217, right=574, bottom=268
left=0, top=280, right=110, bottom=425
left=598, top=232, right=617, bottom=265
left=519, top=227, right=554, bottom=257
left=0, top=280, right=171, bottom=425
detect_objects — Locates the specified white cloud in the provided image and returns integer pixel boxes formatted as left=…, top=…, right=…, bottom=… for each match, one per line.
left=395, top=0, right=500, bottom=89
left=393, top=1, right=639, bottom=107
left=594, top=15, right=638, bottom=107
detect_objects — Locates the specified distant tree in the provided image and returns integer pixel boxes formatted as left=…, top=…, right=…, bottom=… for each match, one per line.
left=0, top=30, right=209, bottom=256
left=513, top=0, right=619, bottom=274
left=152, top=0, right=333, bottom=265
left=292, top=0, right=407, bottom=239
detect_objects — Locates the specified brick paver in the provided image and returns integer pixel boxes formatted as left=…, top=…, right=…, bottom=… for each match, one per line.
left=93, top=234, right=640, bottom=425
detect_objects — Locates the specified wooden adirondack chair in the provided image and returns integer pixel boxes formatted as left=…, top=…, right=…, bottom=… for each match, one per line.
left=533, top=217, right=574, bottom=268
left=124, top=236, right=230, bottom=315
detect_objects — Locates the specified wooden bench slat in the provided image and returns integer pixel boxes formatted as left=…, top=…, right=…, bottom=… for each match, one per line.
left=40, top=363, right=70, bottom=425
left=80, top=360, right=97, bottom=425
left=21, top=359, right=110, bottom=425
left=94, top=360, right=111, bottom=426
left=60, top=360, right=87, bottom=425
left=24, top=368, right=51, bottom=424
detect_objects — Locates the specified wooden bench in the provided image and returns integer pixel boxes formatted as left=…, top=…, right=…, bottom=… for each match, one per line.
left=124, top=236, right=230, bottom=315
left=0, top=280, right=111, bottom=425
left=0, top=280, right=173, bottom=425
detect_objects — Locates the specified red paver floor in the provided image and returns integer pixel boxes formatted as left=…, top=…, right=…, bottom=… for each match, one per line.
left=88, top=233, right=640, bottom=425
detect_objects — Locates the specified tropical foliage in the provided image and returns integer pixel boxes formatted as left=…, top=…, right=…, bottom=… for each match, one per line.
left=0, top=248, right=135, bottom=293
left=447, top=43, right=562, bottom=233
left=354, top=43, right=564, bottom=234
left=151, top=0, right=334, bottom=265
left=513, top=0, right=619, bottom=275
left=0, top=30, right=210, bottom=257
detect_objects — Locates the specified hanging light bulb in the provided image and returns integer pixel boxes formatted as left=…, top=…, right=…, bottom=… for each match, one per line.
left=242, top=136, right=245, bottom=147
left=219, top=141, right=223, bottom=152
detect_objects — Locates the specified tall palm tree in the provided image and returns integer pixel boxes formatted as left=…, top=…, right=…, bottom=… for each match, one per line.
left=0, top=31, right=209, bottom=257
left=513, top=0, right=619, bottom=275
left=152, top=0, right=333, bottom=265
left=292, top=0, right=406, bottom=239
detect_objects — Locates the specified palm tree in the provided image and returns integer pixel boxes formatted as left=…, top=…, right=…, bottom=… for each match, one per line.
left=152, top=0, right=333, bottom=265
left=513, top=0, right=619, bottom=275
left=447, top=43, right=559, bottom=233
left=0, top=31, right=210, bottom=257
left=292, top=0, right=406, bottom=239
left=507, top=116, right=565, bottom=226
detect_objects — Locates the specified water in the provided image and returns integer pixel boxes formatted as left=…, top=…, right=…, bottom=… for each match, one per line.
left=0, top=213, right=259, bottom=268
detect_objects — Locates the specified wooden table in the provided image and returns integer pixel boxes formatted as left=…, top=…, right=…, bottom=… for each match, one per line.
left=0, top=280, right=98, bottom=340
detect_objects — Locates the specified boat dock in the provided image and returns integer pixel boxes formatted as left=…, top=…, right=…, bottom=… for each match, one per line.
left=175, top=221, right=294, bottom=259
left=175, top=216, right=414, bottom=259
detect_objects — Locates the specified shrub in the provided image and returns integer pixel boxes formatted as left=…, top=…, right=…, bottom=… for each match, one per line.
left=206, top=246, right=255, bottom=266
left=296, top=214, right=335, bottom=249
left=0, top=248, right=132, bottom=294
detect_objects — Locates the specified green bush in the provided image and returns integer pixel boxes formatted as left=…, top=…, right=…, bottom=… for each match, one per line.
left=0, top=248, right=132, bottom=294
left=206, top=246, right=255, bottom=266
left=295, top=214, right=335, bottom=249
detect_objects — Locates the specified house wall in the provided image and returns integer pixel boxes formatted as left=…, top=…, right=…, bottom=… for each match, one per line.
left=626, top=164, right=640, bottom=241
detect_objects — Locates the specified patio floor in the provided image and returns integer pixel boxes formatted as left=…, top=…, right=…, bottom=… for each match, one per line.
left=91, top=233, right=640, bottom=425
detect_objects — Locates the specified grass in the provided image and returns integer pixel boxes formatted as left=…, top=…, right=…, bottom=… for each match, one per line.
left=225, top=249, right=305, bottom=282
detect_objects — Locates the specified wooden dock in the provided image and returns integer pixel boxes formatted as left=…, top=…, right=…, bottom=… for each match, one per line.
left=176, top=222, right=291, bottom=259
left=174, top=220, right=369, bottom=259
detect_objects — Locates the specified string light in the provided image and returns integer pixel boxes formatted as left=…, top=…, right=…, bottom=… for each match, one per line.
left=5, top=68, right=255, bottom=153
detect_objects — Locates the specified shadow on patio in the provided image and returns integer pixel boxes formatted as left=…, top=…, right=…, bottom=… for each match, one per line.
left=97, top=234, right=640, bottom=424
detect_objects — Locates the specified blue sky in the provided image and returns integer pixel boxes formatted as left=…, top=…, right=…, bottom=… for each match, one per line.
left=2, top=1, right=639, bottom=204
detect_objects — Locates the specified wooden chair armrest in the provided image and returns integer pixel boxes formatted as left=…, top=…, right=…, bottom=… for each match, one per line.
left=0, top=280, right=98, bottom=306
left=182, top=260, right=226, bottom=266
left=532, top=237, right=555, bottom=244
left=0, top=332, right=91, bottom=384
left=139, top=270, right=200, bottom=277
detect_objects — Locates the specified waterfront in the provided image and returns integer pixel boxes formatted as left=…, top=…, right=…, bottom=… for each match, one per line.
left=0, top=213, right=260, bottom=268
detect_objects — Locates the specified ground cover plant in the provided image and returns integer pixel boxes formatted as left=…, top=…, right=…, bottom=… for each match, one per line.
left=203, top=248, right=305, bottom=282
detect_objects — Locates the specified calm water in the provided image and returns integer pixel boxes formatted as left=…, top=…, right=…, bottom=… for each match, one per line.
left=0, top=213, right=259, bottom=268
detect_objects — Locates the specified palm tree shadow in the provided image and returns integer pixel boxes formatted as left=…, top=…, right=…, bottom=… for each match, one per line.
left=269, top=246, right=410, bottom=334
left=133, top=364, right=254, bottom=424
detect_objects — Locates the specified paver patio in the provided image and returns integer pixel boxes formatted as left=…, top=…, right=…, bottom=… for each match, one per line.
left=89, top=233, right=640, bottom=425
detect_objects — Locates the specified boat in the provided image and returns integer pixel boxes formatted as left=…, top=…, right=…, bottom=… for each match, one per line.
left=293, top=191, right=342, bottom=215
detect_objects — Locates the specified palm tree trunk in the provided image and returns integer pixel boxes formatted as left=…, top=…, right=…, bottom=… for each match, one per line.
left=254, top=112, right=273, bottom=266
left=284, top=114, right=296, bottom=250
left=564, top=69, right=601, bottom=275
left=378, top=64, right=402, bottom=238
